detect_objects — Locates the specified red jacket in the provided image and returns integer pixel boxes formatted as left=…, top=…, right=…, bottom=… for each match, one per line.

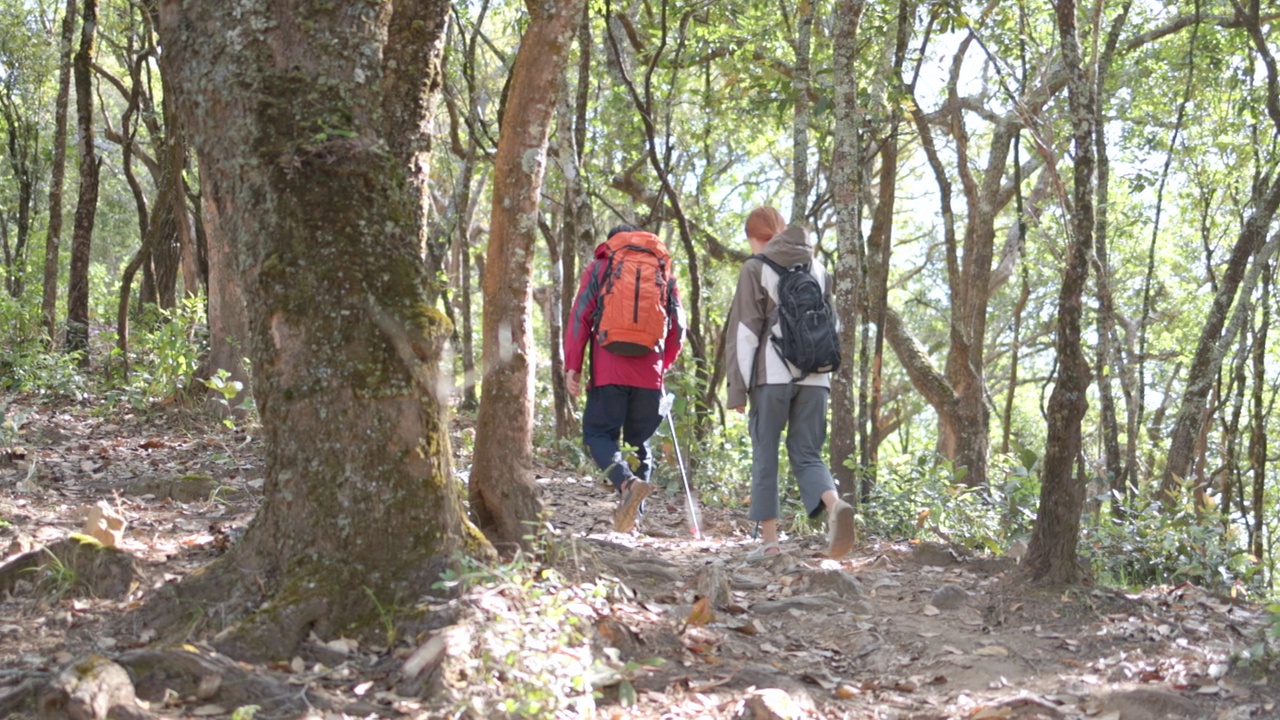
left=564, top=235, right=685, bottom=390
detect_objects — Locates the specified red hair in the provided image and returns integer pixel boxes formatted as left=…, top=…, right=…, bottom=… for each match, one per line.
left=745, top=206, right=786, bottom=243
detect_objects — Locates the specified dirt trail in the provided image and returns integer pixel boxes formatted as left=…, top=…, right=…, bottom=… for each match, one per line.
left=544, top=473, right=1278, bottom=719
left=0, top=398, right=1276, bottom=719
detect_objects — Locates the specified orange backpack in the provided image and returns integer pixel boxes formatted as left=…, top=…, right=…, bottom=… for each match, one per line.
left=595, top=231, right=674, bottom=357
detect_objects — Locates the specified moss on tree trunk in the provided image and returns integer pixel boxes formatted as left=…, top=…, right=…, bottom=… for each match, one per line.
left=147, top=0, right=488, bottom=660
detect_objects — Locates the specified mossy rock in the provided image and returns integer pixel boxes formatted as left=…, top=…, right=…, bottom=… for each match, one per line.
left=0, top=536, right=137, bottom=600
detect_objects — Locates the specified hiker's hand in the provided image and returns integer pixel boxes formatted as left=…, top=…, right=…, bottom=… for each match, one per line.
left=731, top=405, right=745, bottom=414
left=566, top=370, right=581, bottom=398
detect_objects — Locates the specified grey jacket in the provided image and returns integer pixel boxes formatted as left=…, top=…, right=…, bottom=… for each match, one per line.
left=724, top=225, right=833, bottom=409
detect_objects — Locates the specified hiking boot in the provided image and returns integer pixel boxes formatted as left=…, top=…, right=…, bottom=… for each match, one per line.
left=613, top=479, right=652, bottom=533
left=826, top=499, right=857, bottom=559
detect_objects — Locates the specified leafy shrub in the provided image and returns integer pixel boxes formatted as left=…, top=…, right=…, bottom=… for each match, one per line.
left=1083, top=484, right=1261, bottom=596
left=859, top=451, right=1039, bottom=553
left=103, top=296, right=208, bottom=407
left=0, top=295, right=87, bottom=396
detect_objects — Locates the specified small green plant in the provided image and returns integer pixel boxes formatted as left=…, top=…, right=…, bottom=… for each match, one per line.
left=363, top=586, right=398, bottom=648
left=202, top=368, right=254, bottom=429
left=24, top=549, right=77, bottom=601
left=230, top=704, right=261, bottom=720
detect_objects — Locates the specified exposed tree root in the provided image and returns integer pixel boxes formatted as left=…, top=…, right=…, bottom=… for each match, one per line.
left=130, top=543, right=460, bottom=663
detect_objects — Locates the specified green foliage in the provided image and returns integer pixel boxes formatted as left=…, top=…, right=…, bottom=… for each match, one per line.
left=104, top=297, right=208, bottom=408
left=0, top=295, right=87, bottom=396
left=859, top=452, right=1039, bottom=553
left=1083, top=486, right=1260, bottom=597
left=230, top=705, right=261, bottom=720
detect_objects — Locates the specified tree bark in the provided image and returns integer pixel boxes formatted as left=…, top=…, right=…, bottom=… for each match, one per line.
left=42, top=0, right=77, bottom=343
left=828, top=0, right=866, bottom=499
left=382, top=0, right=449, bottom=296
left=1160, top=181, right=1280, bottom=499
left=1022, top=0, right=1095, bottom=585
left=151, top=0, right=483, bottom=661
left=1248, top=264, right=1270, bottom=560
left=0, top=88, right=39, bottom=299
left=470, top=0, right=585, bottom=548
left=549, top=6, right=592, bottom=440
left=65, top=0, right=99, bottom=360
left=1092, top=2, right=1134, bottom=506
left=198, top=158, right=250, bottom=416
left=788, top=0, right=813, bottom=223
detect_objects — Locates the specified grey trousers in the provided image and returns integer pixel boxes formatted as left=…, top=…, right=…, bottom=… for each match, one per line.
left=747, top=383, right=836, bottom=522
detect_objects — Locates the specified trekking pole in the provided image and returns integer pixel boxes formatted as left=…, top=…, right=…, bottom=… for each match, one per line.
left=661, top=393, right=702, bottom=539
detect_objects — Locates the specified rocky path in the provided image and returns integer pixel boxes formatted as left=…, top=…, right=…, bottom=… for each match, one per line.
left=0, top=397, right=1277, bottom=719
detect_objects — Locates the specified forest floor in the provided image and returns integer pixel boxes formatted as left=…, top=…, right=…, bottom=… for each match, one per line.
left=0, top=393, right=1278, bottom=720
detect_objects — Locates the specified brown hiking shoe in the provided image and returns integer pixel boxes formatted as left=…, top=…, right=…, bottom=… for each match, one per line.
left=827, top=499, right=857, bottom=559
left=613, top=479, right=652, bottom=533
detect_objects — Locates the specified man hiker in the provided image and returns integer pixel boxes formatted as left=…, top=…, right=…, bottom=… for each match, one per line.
left=725, top=206, right=856, bottom=560
left=565, top=223, right=686, bottom=533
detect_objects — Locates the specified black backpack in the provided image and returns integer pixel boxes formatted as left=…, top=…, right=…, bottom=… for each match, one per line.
left=756, top=254, right=841, bottom=378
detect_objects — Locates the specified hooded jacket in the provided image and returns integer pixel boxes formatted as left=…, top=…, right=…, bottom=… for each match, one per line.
left=564, top=233, right=685, bottom=390
left=725, top=225, right=833, bottom=409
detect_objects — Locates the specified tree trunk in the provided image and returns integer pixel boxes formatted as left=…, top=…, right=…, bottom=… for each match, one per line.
left=65, top=0, right=99, bottom=360
left=383, top=0, right=449, bottom=297
left=1161, top=182, right=1280, bottom=499
left=197, top=160, right=250, bottom=416
left=1093, top=1, right=1134, bottom=506
left=550, top=5, right=592, bottom=440
left=470, top=0, right=585, bottom=548
left=0, top=93, right=38, bottom=298
left=828, top=0, right=866, bottom=499
left=1022, top=0, right=1095, bottom=585
left=1248, top=264, right=1269, bottom=560
left=788, top=0, right=813, bottom=223
left=155, top=33, right=200, bottom=302
left=42, top=0, right=77, bottom=343
left=150, top=0, right=483, bottom=661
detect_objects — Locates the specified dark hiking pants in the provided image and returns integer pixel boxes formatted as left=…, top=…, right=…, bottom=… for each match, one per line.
left=582, top=384, right=663, bottom=492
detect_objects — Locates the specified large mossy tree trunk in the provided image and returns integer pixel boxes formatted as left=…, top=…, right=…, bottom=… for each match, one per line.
left=470, top=0, right=585, bottom=548
left=153, top=0, right=486, bottom=661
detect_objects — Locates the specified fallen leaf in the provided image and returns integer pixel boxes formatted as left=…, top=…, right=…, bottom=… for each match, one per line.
left=685, top=597, right=714, bottom=629
left=975, top=645, right=1009, bottom=656
left=923, top=605, right=941, bottom=616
